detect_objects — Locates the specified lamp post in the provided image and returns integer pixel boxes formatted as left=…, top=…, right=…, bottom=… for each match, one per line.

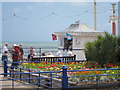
left=94, top=0, right=97, bottom=31
left=109, top=3, right=118, bottom=35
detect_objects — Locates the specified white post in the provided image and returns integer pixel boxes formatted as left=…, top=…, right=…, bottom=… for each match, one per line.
left=94, top=0, right=97, bottom=31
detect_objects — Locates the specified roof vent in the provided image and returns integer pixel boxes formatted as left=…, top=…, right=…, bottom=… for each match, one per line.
left=75, top=21, right=80, bottom=24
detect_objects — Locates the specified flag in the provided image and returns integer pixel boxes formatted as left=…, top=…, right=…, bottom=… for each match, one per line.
left=66, top=33, right=72, bottom=40
left=52, top=34, right=57, bottom=40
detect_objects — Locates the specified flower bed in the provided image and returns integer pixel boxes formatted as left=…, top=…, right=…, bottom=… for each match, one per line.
left=20, top=61, right=120, bottom=82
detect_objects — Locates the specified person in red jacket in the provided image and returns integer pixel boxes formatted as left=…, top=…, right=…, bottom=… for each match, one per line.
left=11, top=44, right=21, bottom=69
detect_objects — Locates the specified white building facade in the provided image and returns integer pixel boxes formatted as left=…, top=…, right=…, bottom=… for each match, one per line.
left=55, top=23, right=104, bottom=60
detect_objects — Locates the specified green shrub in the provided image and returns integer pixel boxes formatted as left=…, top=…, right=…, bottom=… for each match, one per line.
left=85, top=32, right=119, bottom=67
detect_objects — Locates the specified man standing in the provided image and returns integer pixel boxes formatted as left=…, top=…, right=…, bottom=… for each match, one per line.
left=1, top=43, right=9, bottom=66
left=2, top=43, right=8, bottom=54
left=11, top=44, right=21, bottom=69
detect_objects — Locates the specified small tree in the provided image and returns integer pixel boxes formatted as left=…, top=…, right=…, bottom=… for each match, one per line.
left=85, top=32, right=119, bottom=67
left=117, top=37, right=120, bottom=61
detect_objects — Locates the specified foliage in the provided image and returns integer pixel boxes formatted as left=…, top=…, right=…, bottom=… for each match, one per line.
left=20, top=61, right=120, bottom=82
left=20, top=62, right=85, bottom=71
left=85, top=32, right=119, bottom=67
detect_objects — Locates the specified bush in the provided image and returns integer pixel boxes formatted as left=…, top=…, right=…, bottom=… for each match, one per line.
left=85, top=32, right=119, bottom=67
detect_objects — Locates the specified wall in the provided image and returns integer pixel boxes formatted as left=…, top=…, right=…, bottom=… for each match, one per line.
left=72, top=35, right=97, bottom=60
left=58, top=34, right=100, bottom=60
left=73, top=36, right=97, bottom=49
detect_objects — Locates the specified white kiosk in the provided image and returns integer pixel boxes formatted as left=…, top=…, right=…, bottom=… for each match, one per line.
left=55, top=22, right=104, bottom=60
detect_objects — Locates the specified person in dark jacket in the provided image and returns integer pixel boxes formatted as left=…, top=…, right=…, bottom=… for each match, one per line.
left=28, top=47, right=35, bottom=60
left=11, top=44, right=21, bottom=69
left=1, top=51, right=8, bottom=66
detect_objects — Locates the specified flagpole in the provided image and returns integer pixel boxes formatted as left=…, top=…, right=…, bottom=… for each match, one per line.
left=94, top=0, right=97, bottom=31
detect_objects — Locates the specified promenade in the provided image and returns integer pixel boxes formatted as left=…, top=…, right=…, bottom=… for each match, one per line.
left=0, top=66, right=37, bottom=89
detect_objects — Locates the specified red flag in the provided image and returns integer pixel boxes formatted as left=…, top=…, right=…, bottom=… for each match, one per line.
left=52, top=34, right=57, bottom=40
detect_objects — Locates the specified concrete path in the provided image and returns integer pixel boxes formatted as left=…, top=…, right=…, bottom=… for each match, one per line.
left=0, top=67, right=38, bottom=89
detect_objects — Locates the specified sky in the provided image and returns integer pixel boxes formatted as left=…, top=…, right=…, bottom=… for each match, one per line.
left=0, top=2, right=2, bottom=43
left=1, top=0, right=119, bottom=42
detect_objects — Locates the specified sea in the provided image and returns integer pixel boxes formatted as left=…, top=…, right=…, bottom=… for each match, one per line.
left=0, top=41, right=58, bottom=48
left=0, top=41, right=58, bottom=59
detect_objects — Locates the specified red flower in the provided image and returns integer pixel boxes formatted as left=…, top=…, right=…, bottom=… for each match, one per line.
left=55, top=65, right=58, bottom=67
left=68, top=68, right=71, bottom=70
left=54, top=68, right=56, bottom=69
left=50, top=64, right=54, bottom=67
left=38, top=66, right=44, bottom=68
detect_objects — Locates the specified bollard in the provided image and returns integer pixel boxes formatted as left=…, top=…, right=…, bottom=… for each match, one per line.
left=50, top=73, right=52, bottom=88
left=20, top=68, right=22, bottom=81
left=4, top=59, right=8, bottom=77
left=62, top=65, right=68, bottom=89
left=39, top=48, right=41, bottom=57
left=38, top=71, right=41, bottom=89
left=28, top=69, right=31, bottom=83
left=96, top=75, right=99, bottom=89
left=12, top=68, right=15, bottom=90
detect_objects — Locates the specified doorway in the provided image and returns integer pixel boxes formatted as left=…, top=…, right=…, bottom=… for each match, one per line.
left=64, top=38, right=72, bottom=51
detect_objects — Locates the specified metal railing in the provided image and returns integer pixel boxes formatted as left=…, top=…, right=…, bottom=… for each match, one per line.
left=22, top=47, right=58, bottom=57
left=0, top=47, right=58, bottom=60
left=0, top=59, right=120, bottom=89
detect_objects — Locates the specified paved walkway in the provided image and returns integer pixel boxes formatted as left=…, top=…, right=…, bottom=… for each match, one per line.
left=0, top=67, right=37, bottom=89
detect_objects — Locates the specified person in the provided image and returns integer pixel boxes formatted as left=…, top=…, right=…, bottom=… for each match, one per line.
left=41, top=52, right=46, bottom=57
left=11, top=44, right=21, bottom=69
left=10, top=44, right=16, bottom=56
left=1, top=43, right=9, bottom=66
left=64, top=41, right=69, bottom=51
left=47, top=52, right=54, bottom=57
left=2, top=43, right=9, bottom=53
left=69, top=44, right=72, bottom=51
left=2, top=51, right=8, bottom=59
left=67, top=51, right=73, bottom=56
left=56, top=51, right=63, bottom=62
left=28, top=47, right=36, bottom=60
left=19, top=43, right=24, bottom=59
left=1, top=51, right=8, bottom=65
left=56, top=51, right=62, bottom=57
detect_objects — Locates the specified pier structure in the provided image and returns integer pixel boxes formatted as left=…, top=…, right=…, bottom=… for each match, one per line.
left=55, top=22, right=104, bottom=60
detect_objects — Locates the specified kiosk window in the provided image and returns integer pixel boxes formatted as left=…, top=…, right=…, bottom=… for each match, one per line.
left=64, top=38, right=72, bottom=51
left=59, top=38, right=63, bottom=47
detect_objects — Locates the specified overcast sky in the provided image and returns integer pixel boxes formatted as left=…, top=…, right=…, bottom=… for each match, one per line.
left=2, top=1, right=119, bottom=42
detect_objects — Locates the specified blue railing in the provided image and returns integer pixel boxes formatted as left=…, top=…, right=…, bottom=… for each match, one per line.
left=0, top=47, right=58, bottom=59
left=0, top=59, right=120, bottom=89
left=22, top=47, right=58, bottom=57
